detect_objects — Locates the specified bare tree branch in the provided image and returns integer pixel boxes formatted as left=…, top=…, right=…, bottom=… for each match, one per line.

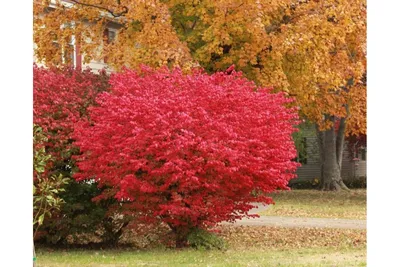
left=68, top=0, right=128, bottom=18
left=191, top=20, right=197, bottom=30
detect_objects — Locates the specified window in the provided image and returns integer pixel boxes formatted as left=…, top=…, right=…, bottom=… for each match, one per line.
left=360, top=148, right=366, bottom=161
left=107, top=30, right=116, bottom=43
left=295, top=137, right=308, bottom=164
left=353, top=147, right=366, bottom=161
left=64, top=43, right=75, bottom=65
left=51, top=40, right=75, bottom=66
left=103, top=28, right=116, bottom=63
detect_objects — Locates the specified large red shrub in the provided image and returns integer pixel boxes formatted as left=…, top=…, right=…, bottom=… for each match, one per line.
left=73, top=66, right=300, bottom=245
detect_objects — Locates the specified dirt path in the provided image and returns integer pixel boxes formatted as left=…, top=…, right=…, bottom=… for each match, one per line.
left=221, top=203, right=366, bottom=230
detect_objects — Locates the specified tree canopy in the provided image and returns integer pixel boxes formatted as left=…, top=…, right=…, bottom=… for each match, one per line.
left=34, top=0, right=366, bottom=135
left=34, top=0, right=366, bottom=190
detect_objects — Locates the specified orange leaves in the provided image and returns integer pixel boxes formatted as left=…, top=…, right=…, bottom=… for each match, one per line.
left=274, top=0, right=366, bottom=132
left=346, top=82, right=366, bottom=136
left=34, top=0, right=366, bottom=134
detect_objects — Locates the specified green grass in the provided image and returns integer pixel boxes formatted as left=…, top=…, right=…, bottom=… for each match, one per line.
left=36, top=246, right=366, bottom=267
left=260, top=189, right=366, bottom=219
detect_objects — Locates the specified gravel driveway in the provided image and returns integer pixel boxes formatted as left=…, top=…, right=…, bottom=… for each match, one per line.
left=221, top=203, right=366, bottom=230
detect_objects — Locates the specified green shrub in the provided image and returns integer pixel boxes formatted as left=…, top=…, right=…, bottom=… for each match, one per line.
left=289, top=176, right=367, bottom=189
left=36, top=180, right=131, bottom=246
left=33, top=125, right=70, bottom=238
left=187, top=228, right=226, bottom=250
left=289, top=178, right=320, bottom=189
left=344, top=176, right=367, bottom=189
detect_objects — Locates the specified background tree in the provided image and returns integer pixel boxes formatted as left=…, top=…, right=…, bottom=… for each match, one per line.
left=166, top=0, right=366, bottom=190
left=34, top=0, right=366, bottom=190
left=73, top=67, right=300, bottom=247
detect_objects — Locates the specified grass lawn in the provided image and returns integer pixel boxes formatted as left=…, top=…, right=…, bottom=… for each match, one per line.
left=36, top=246, right=366, bottom=267
left=260, top=189, right=366, bottom=220
left=36, top=225, right=366, bottom=266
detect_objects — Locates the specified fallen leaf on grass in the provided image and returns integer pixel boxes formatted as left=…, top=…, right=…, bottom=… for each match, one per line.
left=214, top=225, right=366, bottom=250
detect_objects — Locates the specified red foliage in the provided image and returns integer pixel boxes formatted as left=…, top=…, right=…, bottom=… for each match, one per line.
left=346, top=134, right=367, bottom=160
left=33, top=65, right=109, bottom=161
left=73, top=66, right=300, bottom=231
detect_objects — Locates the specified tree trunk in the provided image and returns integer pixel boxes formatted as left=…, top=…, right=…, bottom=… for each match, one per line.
left=103, top=218, right=129, bottom=246
left=316, top=117, right=349, bottom=191
left=335, top=117, right=350, bottom=190
left=175, top=233, right=189, bottom=248
left=316, top=124, right=325, bottom=184
left=169, top=224, right=190, bottom=248
left=336, top=117, right=346, bottom=171
left=321, top=125, right=342, bottom=190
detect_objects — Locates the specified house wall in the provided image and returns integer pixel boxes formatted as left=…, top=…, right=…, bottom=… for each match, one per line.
left=292, top=124, right=367, bottom=185
left=81, top=26, right=118, bottom=74
left=292, top=125, right=321, bottom=183
left=34, top=48, right=111, bottom=73
left=341, top=147, right=367, bottom=181
left=33, top=11, right=118, bottom=74
left=82, top=60, right=110, bottom=73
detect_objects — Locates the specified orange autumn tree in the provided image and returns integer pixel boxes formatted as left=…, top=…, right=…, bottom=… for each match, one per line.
left=34, top=0, right=366, bottom=190
left=262, top=0, right=366, bottom=190
left=166, top=0, right=366, bottom=190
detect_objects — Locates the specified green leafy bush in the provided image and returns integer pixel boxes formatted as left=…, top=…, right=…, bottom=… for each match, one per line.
left=37, top=180, right=130, bottom=246
left=33, top=125, right=69, bottom=237
left=344, top=176, right=367, bottom=189
left=187, top=228, right=226, bottom=250
left=289, top=178, right=320, bottom=189
left=289, top=176, right=366, bottom=189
